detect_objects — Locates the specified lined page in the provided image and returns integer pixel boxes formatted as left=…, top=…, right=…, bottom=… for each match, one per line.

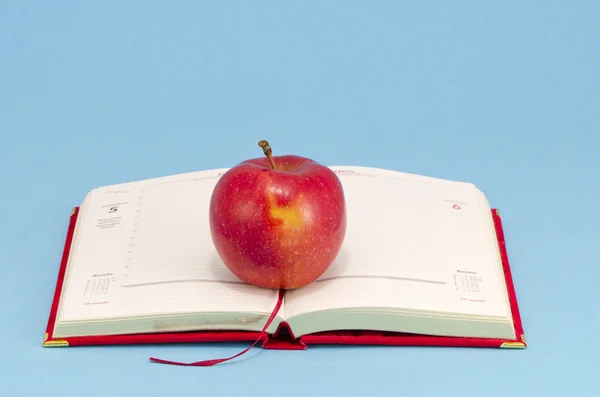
left=285, top=167, right=510, bottom=320
left=57, top=170, right=280, bottom=323
left=118, top=175, right=241, bottom=286
left=315, top=172, right=447, bottom=284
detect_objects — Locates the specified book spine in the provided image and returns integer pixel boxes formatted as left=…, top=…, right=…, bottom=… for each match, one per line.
left=261, top=322, right=307, bottom=350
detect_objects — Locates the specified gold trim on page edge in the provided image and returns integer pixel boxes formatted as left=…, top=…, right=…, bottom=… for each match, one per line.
left=42, top=333, right=69, bottom=347
left=500, top=334, right=526, bottom=349
left=500, top=341, right=526, bottom=348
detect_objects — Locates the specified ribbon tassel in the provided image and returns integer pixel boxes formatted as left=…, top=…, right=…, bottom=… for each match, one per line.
left=149, top=289, right=285, bottom=367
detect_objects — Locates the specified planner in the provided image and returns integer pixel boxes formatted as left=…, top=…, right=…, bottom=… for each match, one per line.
left=42, top=165, right=527, bottom=356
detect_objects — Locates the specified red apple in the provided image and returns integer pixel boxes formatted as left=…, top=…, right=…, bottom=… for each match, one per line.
left=209, top=140, right=347, bottom=290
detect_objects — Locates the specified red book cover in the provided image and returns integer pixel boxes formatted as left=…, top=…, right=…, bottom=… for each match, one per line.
left=43, top=207, right=526, bottom=350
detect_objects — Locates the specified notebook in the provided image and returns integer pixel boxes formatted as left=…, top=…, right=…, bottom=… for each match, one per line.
left=43, top=165, right=526, bottom=356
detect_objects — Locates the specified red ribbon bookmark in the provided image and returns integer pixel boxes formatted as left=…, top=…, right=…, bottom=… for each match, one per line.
left=149, top=288, right=285, bottom=367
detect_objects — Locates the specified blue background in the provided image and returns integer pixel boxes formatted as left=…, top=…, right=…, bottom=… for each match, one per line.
left=1, top=1, right=598, bottom=396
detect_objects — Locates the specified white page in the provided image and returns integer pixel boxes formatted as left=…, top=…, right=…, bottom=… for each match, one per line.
left=315, top=170, right=448, bottom=284
left=57, top=170, right=280, bottom=323
left=117, top=175, right=242, bottom=287
left=285, top=167, right=510, bottom=319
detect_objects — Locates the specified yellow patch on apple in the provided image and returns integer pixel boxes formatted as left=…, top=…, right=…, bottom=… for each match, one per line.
left=267, top=193, right=304, bottom=230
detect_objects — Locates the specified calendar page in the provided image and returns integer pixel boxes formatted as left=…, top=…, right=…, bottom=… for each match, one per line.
left=56, top=187, right=137, bottom=320
left=56, top=169, right=281, bottom=323
left=284, top=166, right=512, bottom=320
left=117, top=174, right=242, bottom=287
left=453, top=270, right=483, bottom=294
left=83, top=273, right=117, bottom=303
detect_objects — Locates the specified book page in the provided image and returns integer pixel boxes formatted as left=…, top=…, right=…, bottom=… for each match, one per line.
left=115, top=173, right=241, bottom=287
left=285, top=167, right=511, bottom=320
left=57, top=170, right=280, bottom=324
left=315, top=170, right=449, bottom=284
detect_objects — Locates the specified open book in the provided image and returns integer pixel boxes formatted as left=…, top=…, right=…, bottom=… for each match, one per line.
left=43, top=165, right=526, bottom=349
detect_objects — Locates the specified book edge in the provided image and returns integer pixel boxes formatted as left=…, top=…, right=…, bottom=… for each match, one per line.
left=42, top=206, right=270, bottom=347
left=491, top=208, right=527, bottom=348
left=42, top=207, right=526, bottom=350
left=42, top=206, right=79, bottom=347
left=291, top=208, right=527, bottom=350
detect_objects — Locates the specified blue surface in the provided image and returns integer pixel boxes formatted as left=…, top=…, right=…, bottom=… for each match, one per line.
left=1, top=1, right=598, bottom=396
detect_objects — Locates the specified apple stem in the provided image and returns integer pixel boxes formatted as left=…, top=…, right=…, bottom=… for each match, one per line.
left=258, top=140, right=277, bottom=170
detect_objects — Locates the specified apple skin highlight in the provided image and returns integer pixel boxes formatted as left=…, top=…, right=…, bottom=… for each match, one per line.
left=209, top=151, right=347, bottom=290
